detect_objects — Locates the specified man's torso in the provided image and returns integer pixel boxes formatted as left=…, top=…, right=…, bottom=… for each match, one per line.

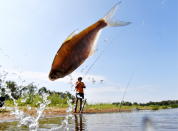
left=75, top=81, right=85, bottom=93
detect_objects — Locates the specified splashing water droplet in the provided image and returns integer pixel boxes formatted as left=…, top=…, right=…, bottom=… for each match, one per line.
left=0, top=67, right=51, bottom=131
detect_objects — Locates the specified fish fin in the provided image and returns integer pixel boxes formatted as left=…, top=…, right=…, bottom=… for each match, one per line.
left=103, top=2, right=131, bottom=27
left=89, top=30, right=102, bottom=56
left=89, top=49, right=95, bottom=56
left=64, top=29, right=78, bottom=42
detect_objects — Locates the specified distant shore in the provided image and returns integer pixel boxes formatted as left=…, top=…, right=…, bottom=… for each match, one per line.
left=1, top=105, right=177, bottom=122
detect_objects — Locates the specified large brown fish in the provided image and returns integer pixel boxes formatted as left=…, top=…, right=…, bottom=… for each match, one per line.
left=49, top=3, right=130, bottom=81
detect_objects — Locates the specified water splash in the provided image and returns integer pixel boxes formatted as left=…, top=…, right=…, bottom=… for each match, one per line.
left=5, top=86, right=51, bottom=131
left=0, top=67, right=51, bottom=131
left=50, top=75, right=75, bottom=131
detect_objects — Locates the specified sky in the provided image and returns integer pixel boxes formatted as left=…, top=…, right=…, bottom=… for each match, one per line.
left=0, top=0, right=177, bottom=103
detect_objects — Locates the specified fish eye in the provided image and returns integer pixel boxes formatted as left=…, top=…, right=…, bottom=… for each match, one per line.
left=50, top=70, right=64, bottom=79
left=49, top=75, right=55, bottom=80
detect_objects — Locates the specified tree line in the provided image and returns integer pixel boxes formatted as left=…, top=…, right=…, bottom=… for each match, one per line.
left=112, top=100, right=178, bottom=107
left=0, top=79, right=75, bottom=107
left=1, top=79, right=178, bottom=108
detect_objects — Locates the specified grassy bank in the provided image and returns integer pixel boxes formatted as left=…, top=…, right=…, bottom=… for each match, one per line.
left=86, top=103, right=178, bottom=111
left=2, top=100, right=178, bottom=112
left=4, top=94, right=178, bottom=111
left=1, top=99, right=178, bottom=121
left=1, top=80, right=178, bottom=116
left=2, top=91, right=178, bottom=112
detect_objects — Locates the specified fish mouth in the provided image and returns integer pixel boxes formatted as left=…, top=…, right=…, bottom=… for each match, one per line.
left=49, top=69, right=65, bottom=81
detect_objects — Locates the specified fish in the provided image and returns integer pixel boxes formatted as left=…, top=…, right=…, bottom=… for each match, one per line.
left=49, top=2, right=130, bottom=81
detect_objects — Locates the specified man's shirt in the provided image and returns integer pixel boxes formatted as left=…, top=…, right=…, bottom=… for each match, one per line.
left=75, top=81, right=85, bottom=93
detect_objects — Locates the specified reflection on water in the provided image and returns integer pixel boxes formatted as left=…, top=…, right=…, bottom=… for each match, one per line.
left=74, top=114, right=86, bottom=131
left=143, top=117, right=154, bottom=131
left=0, top=109, right=178, bottom=131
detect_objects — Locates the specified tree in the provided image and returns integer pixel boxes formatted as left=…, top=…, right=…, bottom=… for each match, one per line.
left=6, top=81, right=21, bottom=99
left=26, top=83, right=37, bottom=96
left=38, top=87, right=48, bottom=95
left=22, top=83, right=37, bottom=104
left=6, top=81, right=16, bottom=92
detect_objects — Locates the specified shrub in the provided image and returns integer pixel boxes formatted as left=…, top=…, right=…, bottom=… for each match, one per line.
left=152, top=106, right=159, bottom=110
left=170, top=104, right=178, bottom=108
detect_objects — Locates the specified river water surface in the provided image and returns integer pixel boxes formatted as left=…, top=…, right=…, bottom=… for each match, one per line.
left=0, top=108, right=178, bottom=131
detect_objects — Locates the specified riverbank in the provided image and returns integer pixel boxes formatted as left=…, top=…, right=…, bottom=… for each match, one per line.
left=0, top=104, right=176, bottom=122
left=0, top=107, right=130, bottom=121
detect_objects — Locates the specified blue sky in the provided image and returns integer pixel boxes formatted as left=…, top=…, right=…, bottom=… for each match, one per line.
left=0, top=0, right=177, bottom=103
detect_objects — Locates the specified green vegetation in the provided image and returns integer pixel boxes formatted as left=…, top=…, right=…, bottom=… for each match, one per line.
left=1, top=80, right=178, bottom=111
left=0, top=80, right=74, bottom=108
left=112, top=100, right=178, bottom=110
left=85, top=101, right=178, bottom=111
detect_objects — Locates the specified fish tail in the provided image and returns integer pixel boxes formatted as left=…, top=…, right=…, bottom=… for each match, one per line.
left=103, top=1, right=131, bottom=27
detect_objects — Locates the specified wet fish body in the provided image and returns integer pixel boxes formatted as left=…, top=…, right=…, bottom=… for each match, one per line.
left=49, top=3, right=130, bottom=80
left=49, top=20, right=107, bottom=80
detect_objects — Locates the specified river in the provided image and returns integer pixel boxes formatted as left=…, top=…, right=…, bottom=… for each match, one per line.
left=0, top=108, right=178, bottom=131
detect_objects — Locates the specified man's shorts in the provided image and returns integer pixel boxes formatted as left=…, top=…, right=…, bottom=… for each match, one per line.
left=76, top=93, right=84, bottom=99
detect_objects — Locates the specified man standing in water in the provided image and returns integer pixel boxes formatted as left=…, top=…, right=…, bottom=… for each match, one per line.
left=74, top=77, right=86, bottom=113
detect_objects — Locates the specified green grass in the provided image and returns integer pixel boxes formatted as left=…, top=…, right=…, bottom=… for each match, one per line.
left=151, top=105, right=159, bottom=110
left=48, top=94, right=68, bottom=107
left=86, top=103, right=147, bottom=110
left=4, top=94, right=69, bottom=108
left=85, top=104, right=177, bottom=111
left=86, top=103, right=118, bottom=109
left=170, top=104, right=178, bottom=108
left=161, top=106, right=169, bottom=109
left=3, top=95, right=178, bottom=111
